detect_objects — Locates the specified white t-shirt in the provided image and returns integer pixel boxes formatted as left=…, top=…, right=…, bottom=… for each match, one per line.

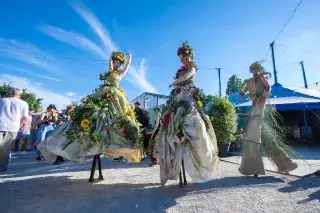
left=0, top=97, right=29, bottom=132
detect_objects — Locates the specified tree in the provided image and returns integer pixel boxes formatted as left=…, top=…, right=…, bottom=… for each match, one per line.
left=0, top=83, right=43, bottom=111
left=226, top=75, right=245, bottom=96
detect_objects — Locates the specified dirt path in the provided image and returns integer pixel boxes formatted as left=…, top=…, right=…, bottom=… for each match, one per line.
left=0, top=153, right=319, bottom=213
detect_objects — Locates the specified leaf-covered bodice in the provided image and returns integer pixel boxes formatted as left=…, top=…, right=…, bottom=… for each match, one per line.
left=99, top=69, right=121, bottom=87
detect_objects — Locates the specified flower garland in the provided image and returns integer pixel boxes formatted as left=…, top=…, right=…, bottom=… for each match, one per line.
left=177, top=41, right=195, bottom=60
left=112, top=51, right=126, bottom=64
left=99, top=69, right=118, bottom=81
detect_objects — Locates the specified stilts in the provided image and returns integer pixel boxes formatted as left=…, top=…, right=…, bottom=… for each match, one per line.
left=89, top=154, right=104, bottom=182
left=179, top=159, right=188, bottom=187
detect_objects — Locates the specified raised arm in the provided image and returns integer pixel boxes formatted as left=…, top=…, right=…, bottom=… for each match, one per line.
left=169, top=67, right=196, bottom=87
left=37, top=112, right=48, bottom=125
left=118, top=53, right=132, bottom=78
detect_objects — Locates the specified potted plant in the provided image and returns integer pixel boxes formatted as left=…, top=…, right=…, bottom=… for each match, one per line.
left=207, top=96, right=237, bottom=157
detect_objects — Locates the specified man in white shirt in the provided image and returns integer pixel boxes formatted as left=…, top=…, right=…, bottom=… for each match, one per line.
left=0, top=87, right=29, bottom=172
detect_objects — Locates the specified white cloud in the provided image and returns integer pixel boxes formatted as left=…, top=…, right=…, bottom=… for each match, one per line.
left=126, top=59, right=157, bottom=93
left=41, top=76, right=61, bottom=82
left=0, top=38, right=58, bottom=72
left=65, top=92, right=76, bottom=97
left=71, top=2, right=117, bottom=52
left=38, top=1, right=156, bottom=93
left=0, top=64, right=32, bottom=74
left=0, top=74, right=72, bottom=111
left=38, top=24, right=108, bottom=60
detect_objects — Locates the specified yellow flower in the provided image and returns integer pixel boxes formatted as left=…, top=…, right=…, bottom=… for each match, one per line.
left=126, top=109, right=135, bottom=120
left=83, top=126, right=90, bottom=132
left=81, top=119, right=90, bottom=128
left=120, top=89, right=125, bottom=95
left=197, top=101, right=203, bottom=108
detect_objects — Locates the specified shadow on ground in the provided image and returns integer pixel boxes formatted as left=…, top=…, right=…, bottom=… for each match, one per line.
left=1, top=154, right=151, bottom=179
left=0, top=175, right=284, bottom=213
left=278, top=177, right=320, bottom=204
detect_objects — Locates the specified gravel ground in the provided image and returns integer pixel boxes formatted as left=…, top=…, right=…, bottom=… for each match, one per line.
left=0, top=153, right=319, bottom=213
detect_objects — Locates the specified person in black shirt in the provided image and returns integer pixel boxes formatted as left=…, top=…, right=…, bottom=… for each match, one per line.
left=133, top=102, right=150, bottom=155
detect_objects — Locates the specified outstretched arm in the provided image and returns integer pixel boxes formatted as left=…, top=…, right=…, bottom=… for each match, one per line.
left=169, top=67, right=196, bottom=87
left=118, top=53, right=132, bottom=78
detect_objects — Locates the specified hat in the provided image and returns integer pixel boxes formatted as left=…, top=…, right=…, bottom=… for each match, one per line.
left=134, top=102, right=141, bottom=106
left=154, top=107, right=161, bottom=112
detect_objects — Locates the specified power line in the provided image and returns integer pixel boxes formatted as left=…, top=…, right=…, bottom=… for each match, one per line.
left=273, top=0, right=304, bottom=41
left=262, top=47, right=271, bottom=60
left=277, top=44, right=320, bottom=57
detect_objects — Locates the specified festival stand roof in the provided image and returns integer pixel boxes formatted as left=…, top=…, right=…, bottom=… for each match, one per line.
left=228, top=83, right=320, bottom=111
left=130, top=92, right=169, bottom=110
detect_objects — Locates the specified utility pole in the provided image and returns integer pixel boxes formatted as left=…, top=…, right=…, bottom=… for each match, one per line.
left=299, top=61, right=311, bottom=149
left=270, top=42, right=279, bottom=84
left=299, top=61, right=308, bottom=89
left=216, top=68, right=222, bottom=97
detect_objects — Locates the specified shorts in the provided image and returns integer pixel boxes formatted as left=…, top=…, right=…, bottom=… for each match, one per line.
left=16, top=131, right=30, bottom=140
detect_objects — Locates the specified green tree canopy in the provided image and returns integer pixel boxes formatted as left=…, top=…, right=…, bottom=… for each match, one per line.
left=226, top=75, right=245, bottom=96
left=0, top=83, right=43, bottom=111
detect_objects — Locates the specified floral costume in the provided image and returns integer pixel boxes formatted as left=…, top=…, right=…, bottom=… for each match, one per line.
left=155, top=42, right=219, bottom=186
left=39, top=52, right=142, bottom=163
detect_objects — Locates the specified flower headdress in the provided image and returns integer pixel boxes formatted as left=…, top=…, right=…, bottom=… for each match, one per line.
left=177, top=41, right=195, bottom=60
left=249, top=60, right=271, bottom=79
left=112, top=51, right=126, bottom=65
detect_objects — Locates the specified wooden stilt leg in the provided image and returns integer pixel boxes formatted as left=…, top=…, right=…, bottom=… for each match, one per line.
left=182, top=159, right=187, bottom=185
left=98, top=155, right=104, bottom=180
left=179, top=169, right=183, bottom=187
left=89, top=155, right=97, bottom=182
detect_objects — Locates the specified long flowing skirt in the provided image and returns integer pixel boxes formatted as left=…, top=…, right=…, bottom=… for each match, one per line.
left=38, top=85, right=142, bottom=164
left=239, top=99, right=298, bottom=175
left=155, top=106, right=219, bottom=186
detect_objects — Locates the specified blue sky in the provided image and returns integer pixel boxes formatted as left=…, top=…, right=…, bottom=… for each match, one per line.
left=0, top=0, right=319, bottom=110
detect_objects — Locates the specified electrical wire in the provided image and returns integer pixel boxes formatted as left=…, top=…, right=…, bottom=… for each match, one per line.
left=273, top=0, right=304, bottom=42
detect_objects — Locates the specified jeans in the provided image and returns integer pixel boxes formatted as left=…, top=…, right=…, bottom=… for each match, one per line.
left=36, top=124, right=54, bottom=157
left=0, top=131, right=17, bottom=171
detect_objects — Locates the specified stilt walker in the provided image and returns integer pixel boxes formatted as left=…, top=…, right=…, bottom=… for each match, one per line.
left=239, top=61, right=298, bottom=177
left=155, top=41, right=219, bottom=187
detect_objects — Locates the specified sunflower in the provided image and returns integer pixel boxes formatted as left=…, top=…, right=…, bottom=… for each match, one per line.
left=83, top=126, right=90, bottom=132
left=81, top=119, right=90, bottom=128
